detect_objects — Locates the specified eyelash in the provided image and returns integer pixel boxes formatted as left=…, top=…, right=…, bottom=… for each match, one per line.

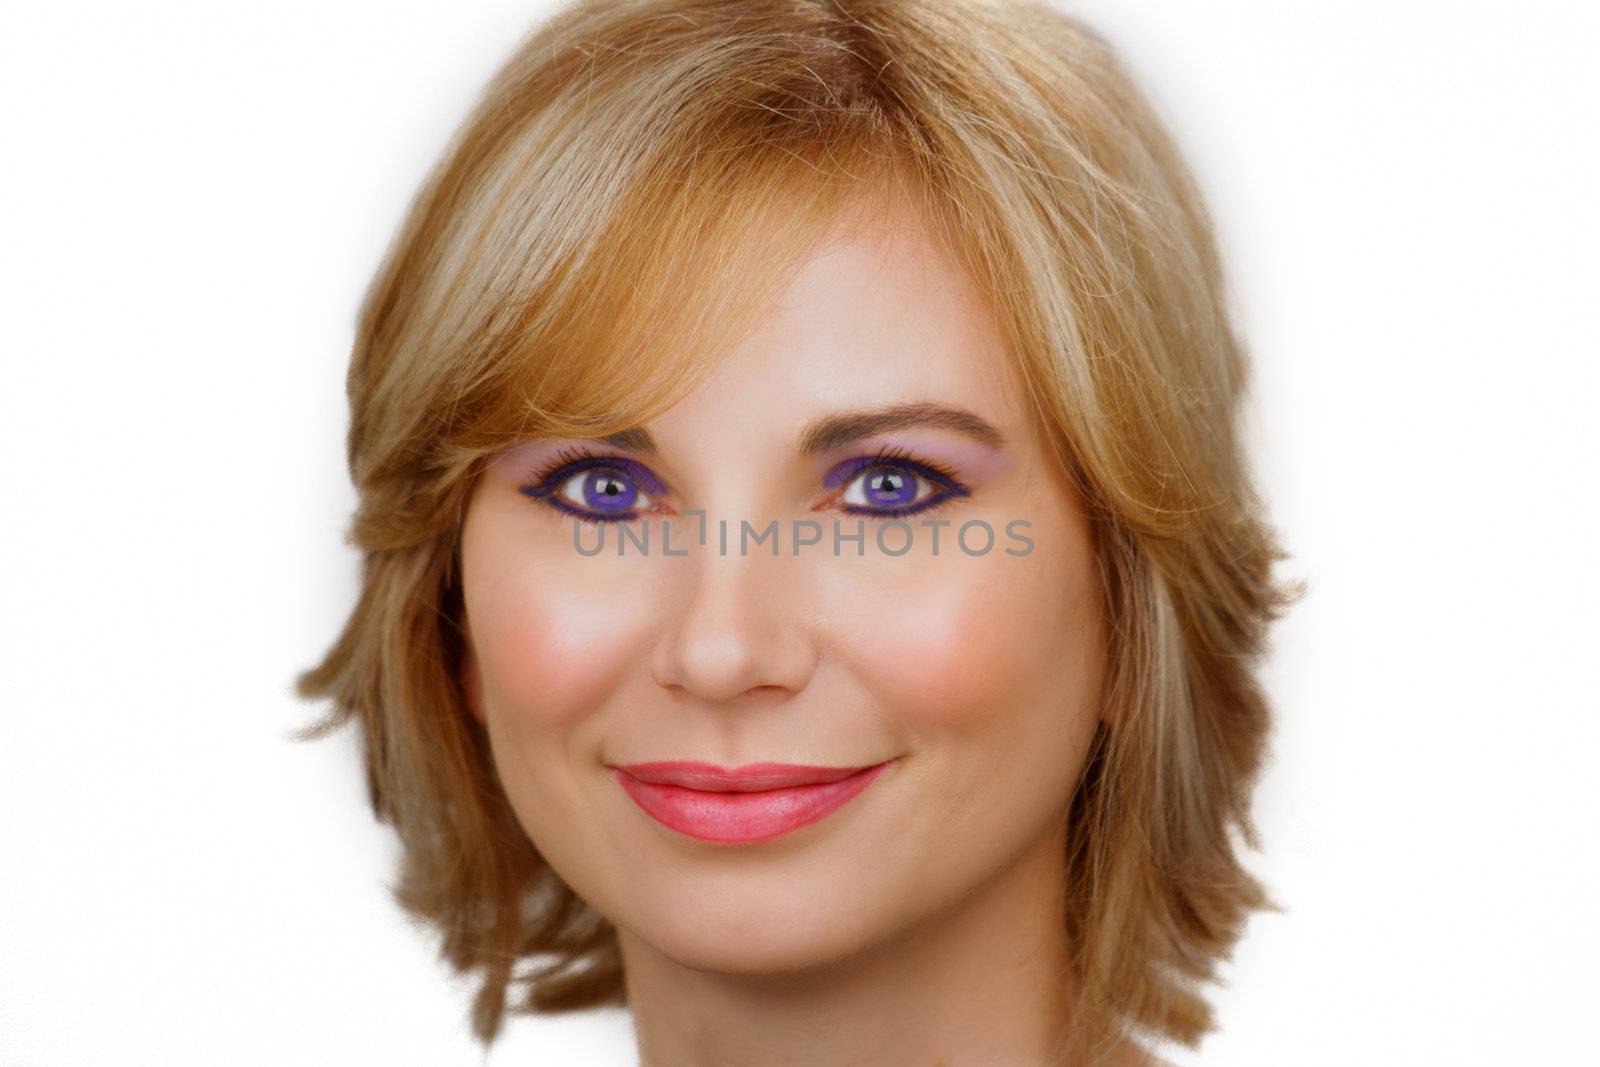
left=517, top=443, right=970, bottom=524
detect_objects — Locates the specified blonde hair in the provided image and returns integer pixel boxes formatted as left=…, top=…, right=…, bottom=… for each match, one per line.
left=296, top=0, right=1294, bottom=1058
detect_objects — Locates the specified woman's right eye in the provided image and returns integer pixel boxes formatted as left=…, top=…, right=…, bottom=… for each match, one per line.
left=519, top=454, right=669, bottom=524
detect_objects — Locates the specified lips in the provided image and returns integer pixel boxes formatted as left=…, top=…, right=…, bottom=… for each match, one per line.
left=609, top=759, right=892, bottom=844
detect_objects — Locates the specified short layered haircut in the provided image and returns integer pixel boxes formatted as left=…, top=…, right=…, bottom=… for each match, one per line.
left=297, top=0, right=1294, bottom=1058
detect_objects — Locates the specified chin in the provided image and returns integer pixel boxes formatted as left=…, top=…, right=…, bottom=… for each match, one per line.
left=623, top=878, right=894, bottom=978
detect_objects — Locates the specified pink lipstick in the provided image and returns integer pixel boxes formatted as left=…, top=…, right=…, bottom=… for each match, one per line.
left=609, top=760, right=892, bottom=844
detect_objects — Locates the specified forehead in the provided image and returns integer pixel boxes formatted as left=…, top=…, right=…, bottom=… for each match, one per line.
left=650, top=196, right=1024, bottom=443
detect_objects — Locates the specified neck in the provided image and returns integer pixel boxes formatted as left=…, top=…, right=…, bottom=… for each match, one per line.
left=619, top=819, right=1137, bottom=1066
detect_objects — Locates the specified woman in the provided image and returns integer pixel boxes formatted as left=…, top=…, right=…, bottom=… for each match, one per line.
left=296, top=0, right=1292, bottom=1062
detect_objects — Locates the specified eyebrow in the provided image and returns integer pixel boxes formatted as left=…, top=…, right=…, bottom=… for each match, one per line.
left=798, top=402, right=1006, bottom=454
left=594, top=402, right=1006, bottom=457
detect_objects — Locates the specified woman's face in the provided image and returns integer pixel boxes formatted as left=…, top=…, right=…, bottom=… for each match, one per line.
left=458, top=196, right=1106, bottom=976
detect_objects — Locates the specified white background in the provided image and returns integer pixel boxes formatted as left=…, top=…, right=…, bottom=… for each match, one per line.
left=2, top=1, right=1596, bottom=1064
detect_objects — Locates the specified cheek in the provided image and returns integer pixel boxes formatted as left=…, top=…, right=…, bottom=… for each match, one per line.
left=826, top=533, right=1102, bottom=736
left=462, top=519, right=654, bottom=730
left=847, top=579, right=1031, bottom=723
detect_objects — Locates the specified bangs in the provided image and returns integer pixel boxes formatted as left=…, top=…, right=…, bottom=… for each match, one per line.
left=419, top=80, right=959, bottom=469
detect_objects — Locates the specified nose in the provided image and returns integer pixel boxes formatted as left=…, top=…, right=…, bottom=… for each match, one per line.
left=648, top=548, right=818, bottom=705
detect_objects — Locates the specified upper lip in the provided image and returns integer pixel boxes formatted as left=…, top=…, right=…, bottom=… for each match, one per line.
left=610, top=760, right=885, bottom=792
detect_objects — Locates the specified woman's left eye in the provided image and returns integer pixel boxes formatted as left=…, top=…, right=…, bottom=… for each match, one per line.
left=834, top=457, right=967, bottom=516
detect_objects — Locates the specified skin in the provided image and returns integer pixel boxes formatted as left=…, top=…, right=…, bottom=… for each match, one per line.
left=459, top=193, right=1155, bottom=1066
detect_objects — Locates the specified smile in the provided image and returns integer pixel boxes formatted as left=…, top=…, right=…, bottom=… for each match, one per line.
left=609, top=760, right=893, bottom=844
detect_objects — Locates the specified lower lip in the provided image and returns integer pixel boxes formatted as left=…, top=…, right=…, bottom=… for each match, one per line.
left=612, top=763, right=891, bottom=844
